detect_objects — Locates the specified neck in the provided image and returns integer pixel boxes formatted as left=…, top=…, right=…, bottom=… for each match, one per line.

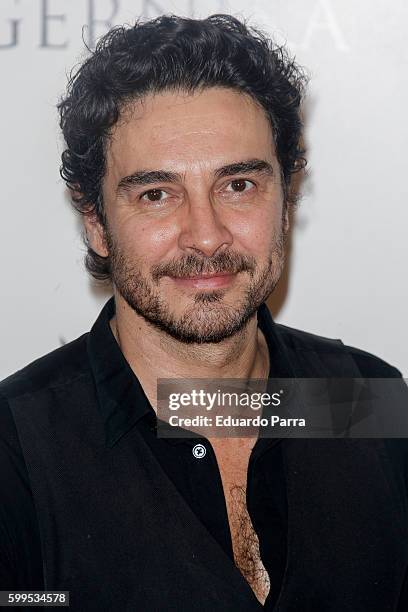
left=109, top=292, right=270, bottom=410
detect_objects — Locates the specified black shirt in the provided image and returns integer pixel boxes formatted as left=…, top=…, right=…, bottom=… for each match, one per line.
left=0, top=297, right=407, bottom=610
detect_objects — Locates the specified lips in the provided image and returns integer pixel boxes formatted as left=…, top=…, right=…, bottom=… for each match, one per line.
left=170, top=271, right=237, bottom=289
left=176, top=271, right=234, bottom=280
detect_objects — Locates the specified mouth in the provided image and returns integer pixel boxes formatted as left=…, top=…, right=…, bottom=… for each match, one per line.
left=170, top=271, right=238, bottom=289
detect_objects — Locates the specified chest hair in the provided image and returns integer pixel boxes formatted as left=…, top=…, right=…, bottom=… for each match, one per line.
left=210, top=437, right=270, bottom=605
left=225, top=483, right=270, bottom=605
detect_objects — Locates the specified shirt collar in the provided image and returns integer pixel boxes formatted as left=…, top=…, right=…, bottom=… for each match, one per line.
left=86, top=296, right=296, bottom=448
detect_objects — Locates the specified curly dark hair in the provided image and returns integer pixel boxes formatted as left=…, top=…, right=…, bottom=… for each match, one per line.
left=58, top=13, right=308, bottom=282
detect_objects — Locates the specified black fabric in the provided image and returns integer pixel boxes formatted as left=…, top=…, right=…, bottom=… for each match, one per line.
left=0, top=297, right=407, bottom=611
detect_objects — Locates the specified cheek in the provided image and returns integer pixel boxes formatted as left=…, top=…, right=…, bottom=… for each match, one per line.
left=114, top=215, right=180, bottom=262
left=230, top=206, right=279, bottom=255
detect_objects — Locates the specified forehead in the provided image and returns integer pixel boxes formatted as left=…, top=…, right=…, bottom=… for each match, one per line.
left=106, top=87, right=275, bottom=179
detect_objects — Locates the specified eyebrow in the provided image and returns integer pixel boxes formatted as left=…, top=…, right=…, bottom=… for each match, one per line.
left=116, top=158, right=274, bottom=195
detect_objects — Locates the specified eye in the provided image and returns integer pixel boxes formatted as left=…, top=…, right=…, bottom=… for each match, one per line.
left=225, top=179, right=255, bottom=193
left=140, top=188, right=167, bottom=202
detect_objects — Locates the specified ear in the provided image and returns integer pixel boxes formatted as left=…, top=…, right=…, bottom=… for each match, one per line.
left=83, top=211, right=109, bottom=258
left=283, top=204, right=290, bottom=234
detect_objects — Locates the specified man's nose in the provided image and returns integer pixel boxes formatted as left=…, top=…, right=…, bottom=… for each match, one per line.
left=177, top=194, right=233, bottom=257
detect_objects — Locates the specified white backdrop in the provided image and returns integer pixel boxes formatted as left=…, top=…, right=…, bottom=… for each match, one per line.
left=1, top=0, right=407, bottom=378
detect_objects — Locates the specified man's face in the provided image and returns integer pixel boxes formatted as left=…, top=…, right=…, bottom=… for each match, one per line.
left=90, top=87, right=288, bottom=343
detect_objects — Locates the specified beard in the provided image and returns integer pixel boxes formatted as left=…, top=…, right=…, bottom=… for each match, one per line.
left=105, top=223, right=286, bottom=344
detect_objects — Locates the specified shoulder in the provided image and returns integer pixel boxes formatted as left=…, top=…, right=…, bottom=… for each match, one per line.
left=340, top=343, right=402, bottom=378
left=273, top=322, right=402, bottom=378
left=0, top=332, right=91, bottom=404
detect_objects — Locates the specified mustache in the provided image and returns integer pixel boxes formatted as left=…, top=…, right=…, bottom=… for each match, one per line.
left=151, top=251, right=257, bottom=282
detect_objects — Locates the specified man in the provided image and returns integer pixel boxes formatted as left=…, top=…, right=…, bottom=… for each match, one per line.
left=0, top=13, right=407, bottom=611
